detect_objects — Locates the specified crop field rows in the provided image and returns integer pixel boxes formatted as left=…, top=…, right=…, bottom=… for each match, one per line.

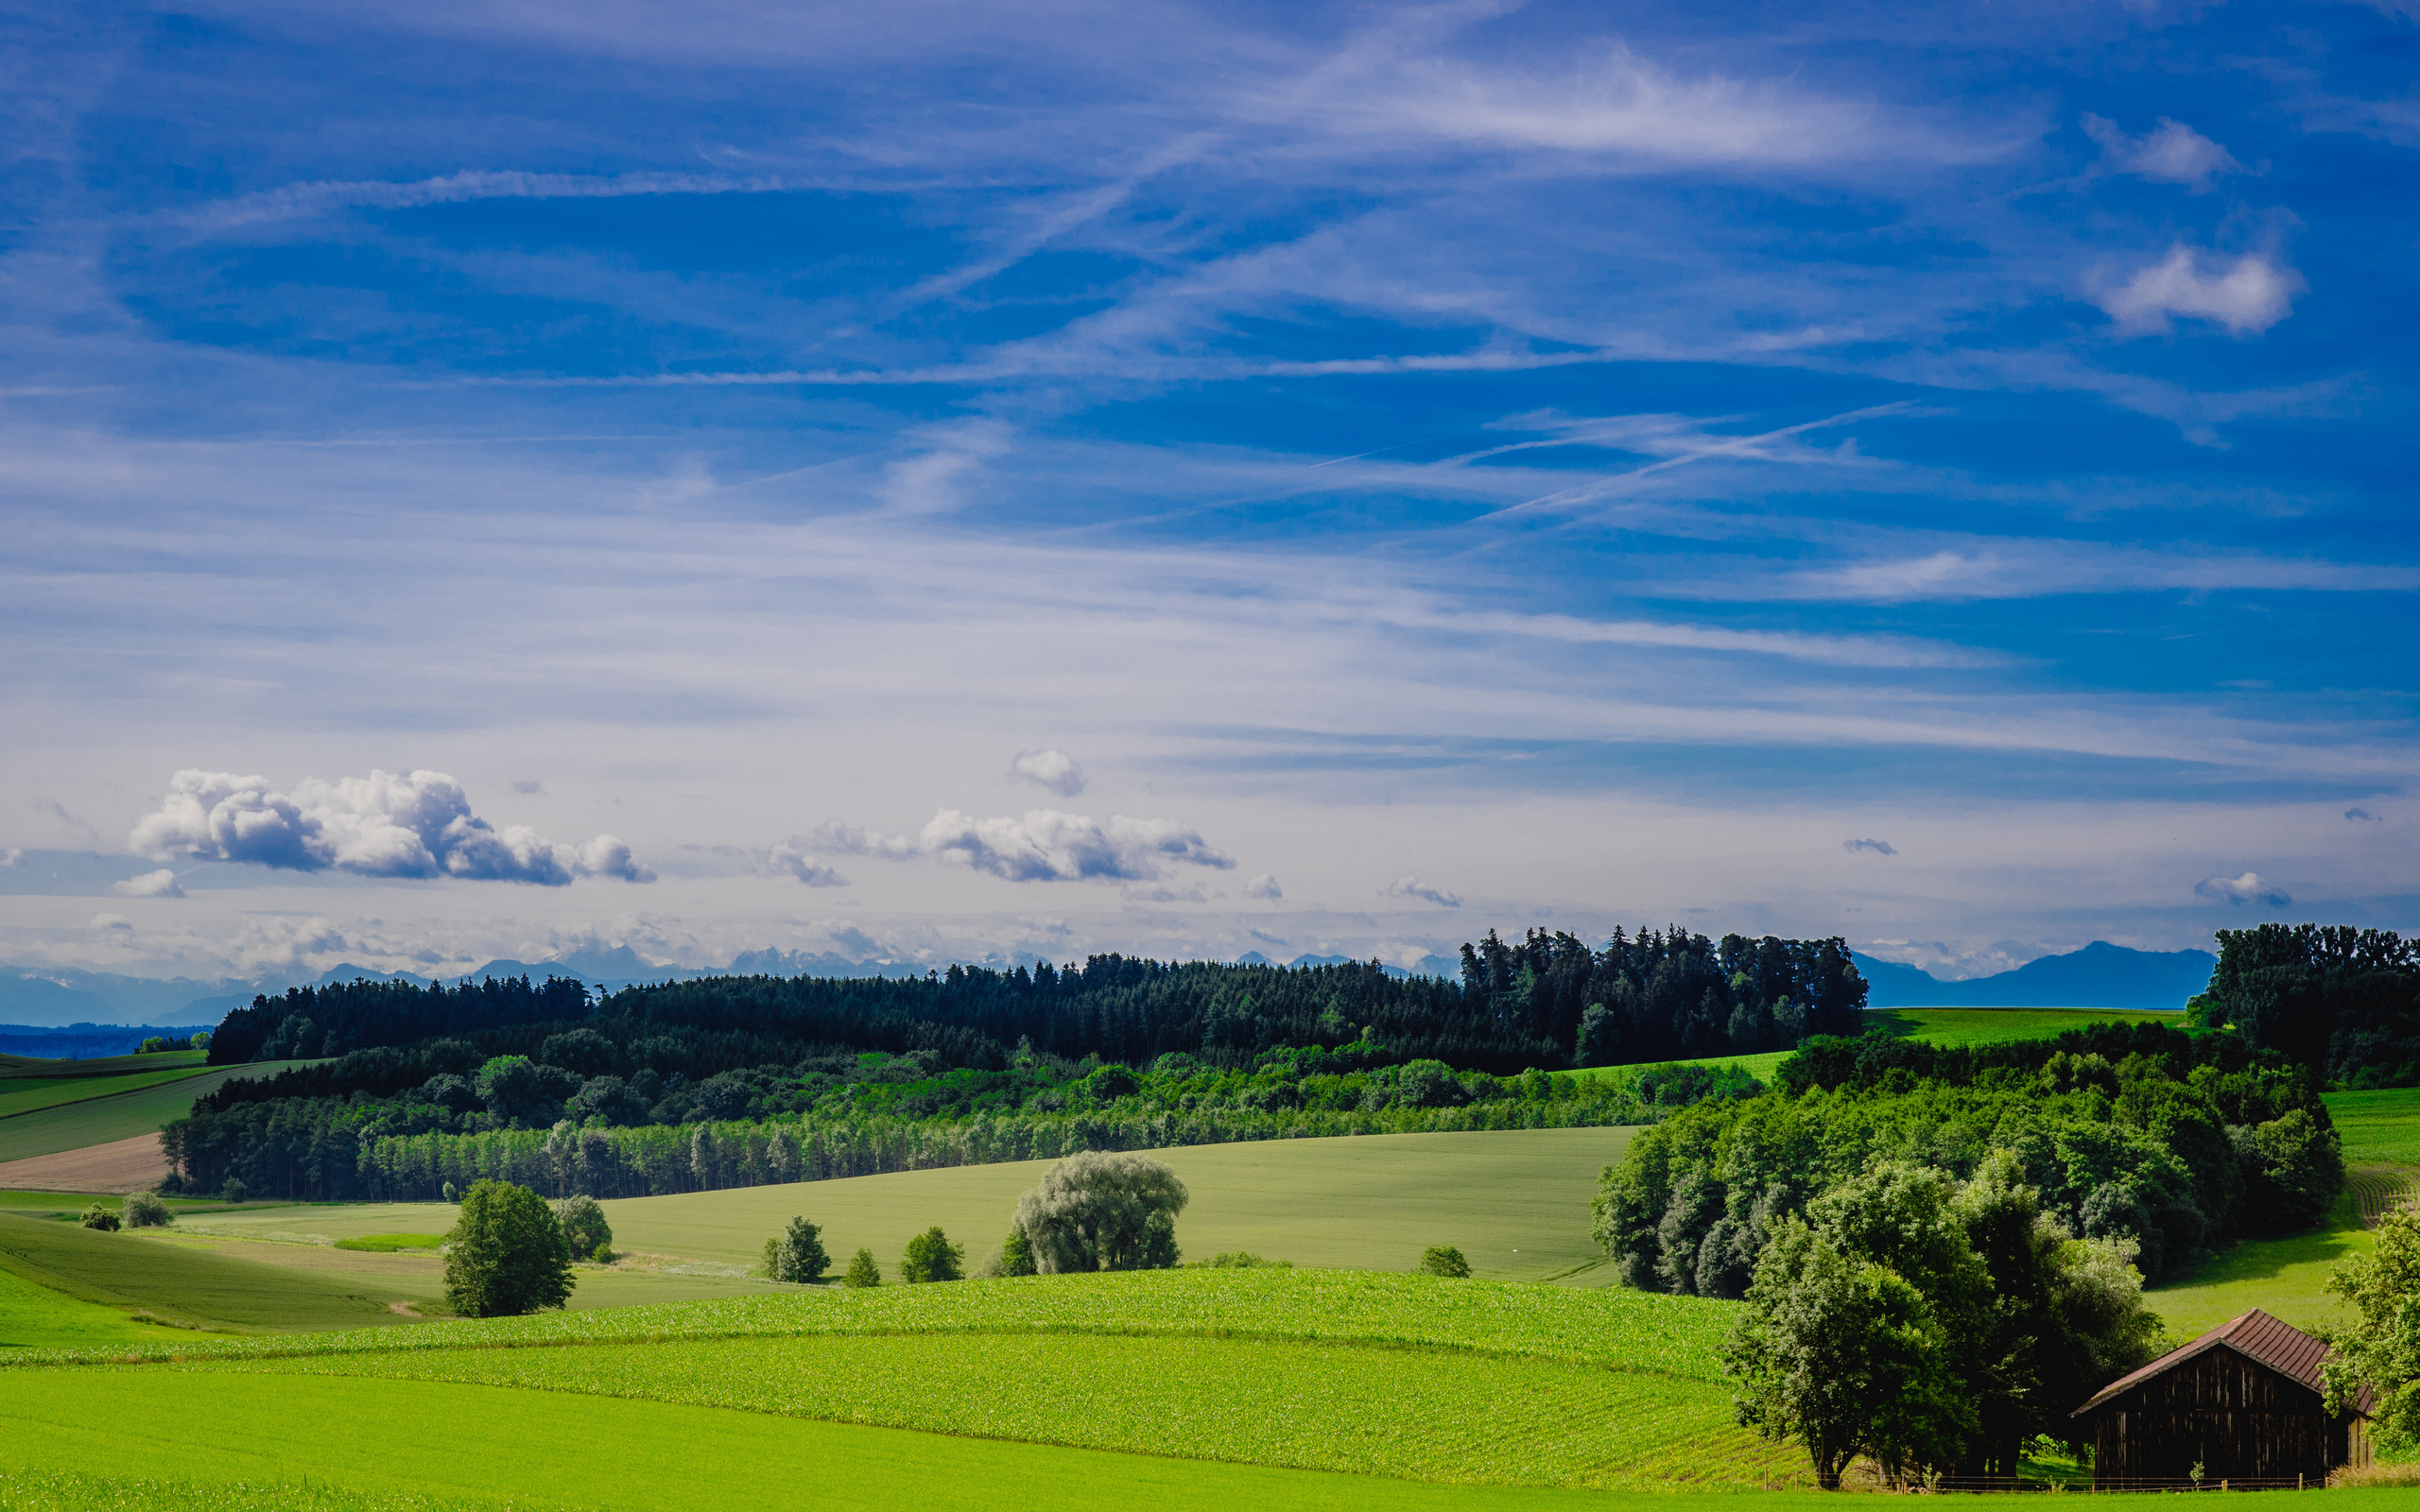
left=162, top=1332, right=1809, bottom=1490
left=2349, top=1167, right=2417, bottom=1226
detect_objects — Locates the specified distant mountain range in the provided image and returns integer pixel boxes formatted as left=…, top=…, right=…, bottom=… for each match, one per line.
left=1851, top=941, right=2214, bottom=1012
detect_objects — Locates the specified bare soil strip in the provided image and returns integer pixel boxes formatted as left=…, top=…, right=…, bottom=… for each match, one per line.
left=0, top=1133, right=171, bottom=1194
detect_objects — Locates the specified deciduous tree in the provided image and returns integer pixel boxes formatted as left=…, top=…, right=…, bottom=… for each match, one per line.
left=444, top=1178, right=575, bottom=1316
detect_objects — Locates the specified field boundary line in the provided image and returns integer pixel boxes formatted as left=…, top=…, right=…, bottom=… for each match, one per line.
left=6, top=1317, right=1717, bottom=1380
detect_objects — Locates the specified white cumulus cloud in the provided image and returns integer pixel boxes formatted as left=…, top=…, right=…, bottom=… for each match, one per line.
left=924, top=809, right=1235, bottom=883
left=2195, top=871, right=2291, bottom=907
left=130, top=768, right=653, bottom=885
left=1382, top=875, right=1462, bottom=908
left=2082, top=115, right=2238, bottom=189
left=2099, top=248, right=2301, bottom=335
left=111, top=868, right=185, bottom=899
left=1008, top=748, right=1088, bottom=798
left=0, top=848, right=22, bottom=868
left=817, top=808, right=1235, bottom=884
left=1246, top=872, right=1284, bottom=900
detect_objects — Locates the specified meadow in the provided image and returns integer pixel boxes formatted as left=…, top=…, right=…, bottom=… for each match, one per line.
left=1552, top=1006, right=2174, bottom=1091
left=0, top=1064, right=219, bottom=1120
left=177, top=1126, right=1636, bottom=1285
left=4, top=1270, right=2413, bottom=1509
left=0, top=1048, right=206, bottom=1077
left=2326, top=1086, right=2420, bottom=1167
left=0, top=1058, right=320, bottom=1164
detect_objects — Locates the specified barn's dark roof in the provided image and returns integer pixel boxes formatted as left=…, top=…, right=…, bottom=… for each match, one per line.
left=2072, top=1309, right=2375, bottom=1418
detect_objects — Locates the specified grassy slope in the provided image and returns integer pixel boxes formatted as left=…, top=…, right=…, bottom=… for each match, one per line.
left=0, top=1058, right=320, bottom=1163
left=2328, top=1085, right=2420, bottom=1167
left=0, top=1211, right=426, bottom=1332
left=0, top=1049, right=206, bottom=1078
left=179, top=1126, right=1638, bottom=1285
left=0, top=1260, right=199, bottom=1349
left=0, top=1064, right=220, bottom=1120
left=193, top=1332, right=1802, bottom=1489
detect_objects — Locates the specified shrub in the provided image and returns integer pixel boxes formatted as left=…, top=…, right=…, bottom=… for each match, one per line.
left=843, top=1246, right=882, bottom=1288
left=553, top=1194, right=613, bottom=1261
left=901, top=1226, right=965, bottom=1283
left=1013, top=1150, right=1187, bottom=1273
left=219, top=1177, right=248, bottom=1204
left=441, top=1181, right=458, bottom=1204
left=1417, top=1245, right=1471, bottom=1278
left=987, top=1226, right=1038, bottom=1277
left=122, top=1191, right=172, bottom=1228
left=442, top=1179, right=575, bottom=1316
left=1193, top=1251, right=1293, bottom=1268
left=761, top=1215, right=831, bottom=1283
left=80, top=1203, right=121, bottom=1231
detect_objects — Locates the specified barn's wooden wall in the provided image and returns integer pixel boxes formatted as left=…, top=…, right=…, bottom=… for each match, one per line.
left=2085, top=1349, right=2357, bottom=1486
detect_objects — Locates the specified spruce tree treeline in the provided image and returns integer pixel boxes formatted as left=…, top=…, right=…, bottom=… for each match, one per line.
left=203, top=926, right=1869, bottom=1083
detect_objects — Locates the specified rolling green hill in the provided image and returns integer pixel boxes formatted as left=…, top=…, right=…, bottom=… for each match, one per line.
left=0, top=1059, right=320, bottom=1163
left=182, top=1126, right=1638, bottom=1285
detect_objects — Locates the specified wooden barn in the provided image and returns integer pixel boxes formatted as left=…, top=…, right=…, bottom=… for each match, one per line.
left=2070, top=1309, right=2375, bottom=1488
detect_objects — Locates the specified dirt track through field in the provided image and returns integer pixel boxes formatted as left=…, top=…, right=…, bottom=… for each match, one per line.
left=0, top=1133, right=170, bottom=1193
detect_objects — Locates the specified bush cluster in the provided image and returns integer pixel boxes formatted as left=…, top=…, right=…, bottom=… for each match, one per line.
left=1598, top=1022, right=2342, bottom=1292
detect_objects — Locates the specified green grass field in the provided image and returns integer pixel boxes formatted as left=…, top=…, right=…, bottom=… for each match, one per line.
left=0, top=1211, right=433, bottom=1332
left=1553, top=1006, right=2178, bottom=1090
left=2144, top=1189, right=2374, bottom=1337
left=0, top=1048, right=206, bottom=1078
left=185, top=1332, right=1797, bottom=1488
left=0, top=1058, right=320, bottom=1163
left=0, top=1258, right=203, bottom=1349
left=2325, top=1086, right=2420, bottom=1167
left=0, top=1064, right=221, bottom=1121
left=5, top=1270, right=2411, bottom=1510
left=176, top=1126, right=1638, bottom=1285
left=0, top=1466, right=576, bottom=1512
left=1864, top=1005, right=2177, bottom=1044
left=7, top=1267, right=1737, bottom=1373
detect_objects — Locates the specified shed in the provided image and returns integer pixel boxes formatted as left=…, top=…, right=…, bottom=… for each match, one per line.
left=2070, top=1309, right=2375, bottom=1488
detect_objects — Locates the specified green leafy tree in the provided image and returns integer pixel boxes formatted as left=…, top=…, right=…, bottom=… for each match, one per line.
left=992, top=1225, right=1038, bottom=1277
left=843, top=1246, right=882, bottom=1287
left=901, top=1226, right=965, bottom=1283
left=1013, top=1150, right=1187, bottom=1273
left=1723, top=1218, right=1974, bottom=1489
left=2323, top=1205, right=2420, bottom=1447
left=444, top=1179, right=575, bottom=1316
left=79, top=1203, right=120, bottom=1231
left=553, top=1194, right=613, bottom=1261
left=1418, top=1245, right=1472, bottom=1278
left=121, top=1191, right=172, bottom=1229
left=763, top=1215, right=832, bottom=1283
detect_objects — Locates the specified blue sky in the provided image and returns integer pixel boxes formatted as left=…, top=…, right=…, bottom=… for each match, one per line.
left=2, top=0, right=2414, bottom=984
